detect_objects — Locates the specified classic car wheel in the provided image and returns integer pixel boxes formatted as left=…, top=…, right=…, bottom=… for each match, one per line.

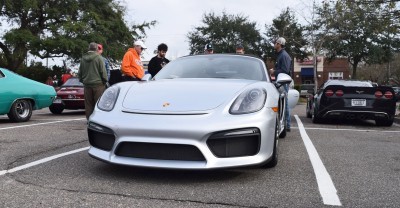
left=7, top=99, right=32, bottom=122
left=375, top=118, right=393, bottom=127
left=49, top=104, right=64, bottom=114
left=263, top=118, right=279, bottom=168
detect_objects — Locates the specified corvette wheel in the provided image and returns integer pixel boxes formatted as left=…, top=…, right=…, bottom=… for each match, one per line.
left=7, top=99, right=32, bottom=122
left=375, top=118, right=393, bottom=127
left=312, top=108, right=321, bottom=123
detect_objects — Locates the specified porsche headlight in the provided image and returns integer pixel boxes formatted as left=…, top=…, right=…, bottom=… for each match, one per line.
left=230, top=88, right=266, bottom=114
left=97, top=86, right=120, bottom=111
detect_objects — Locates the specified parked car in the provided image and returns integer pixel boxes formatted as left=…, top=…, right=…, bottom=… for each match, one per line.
left=87, top=54, right=299, bottom=169
left=49, top=77, right=85, bottom=114
left=393, top=86, right=400, bottom=101
left=306, top=80, right=396, bottom=126
left=0, top=68, right=56, bottom=122
left=300, top=84, right=315, bottom=97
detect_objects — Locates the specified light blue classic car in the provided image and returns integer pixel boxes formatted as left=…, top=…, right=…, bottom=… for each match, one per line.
left=0, top=68, right=56, bottom=122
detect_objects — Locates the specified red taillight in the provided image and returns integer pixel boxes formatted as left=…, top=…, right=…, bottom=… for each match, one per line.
left=375, top=91, right=383, bottom=98
left=384, top=91, right=393, bottom=99
left=335, top=90, right=344, bottom=97
left=325, top=90, right=334, bottom=97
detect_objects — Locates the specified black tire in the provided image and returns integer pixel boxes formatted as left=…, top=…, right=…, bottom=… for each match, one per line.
left=7, top=99, right=32, bottom=122
left=375, top=118, right=393, bottom=127
left=263, top=118, right=279, bottom=168
left=279, top=111, right=287, bottom=138
left=49, top=104, right=64, bottom=114
left=312, top=108, right=321, bottom=123
left=306, top=101, right=312, bottom=118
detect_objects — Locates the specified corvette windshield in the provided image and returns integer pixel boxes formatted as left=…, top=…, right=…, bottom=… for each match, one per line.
left=154, top=55, right=267, bottom=81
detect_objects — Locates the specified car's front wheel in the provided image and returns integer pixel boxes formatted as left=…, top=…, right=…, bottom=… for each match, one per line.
left=262, top=118, right=279, bottom=168
left=7, top=99, right=33, bottom=122
left=49, top=104, right=64, bottom=114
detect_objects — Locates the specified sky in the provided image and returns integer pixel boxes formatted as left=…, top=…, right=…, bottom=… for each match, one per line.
left=119, top=0, right=318, bottom=61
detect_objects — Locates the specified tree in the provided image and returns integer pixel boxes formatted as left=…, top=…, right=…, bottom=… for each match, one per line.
left=314, top=0, right=400, bottom=79
left=0, top=0, right=155, bottom=71
left=187, top=12, right=264, bottom=56
left=264, top=8, right=308, bottom=62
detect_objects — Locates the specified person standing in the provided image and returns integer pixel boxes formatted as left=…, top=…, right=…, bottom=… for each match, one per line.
left=236, top=44, right=245, bottom=54
left=121, top=40, right=147, bottom=81
left=269, top=37, right=292, bottom=132
left=61, top=69, right=72, bottom=84
left=97, top=44, right=111, bottom=81
left=148, top=43, right=170, bottom=77
left=204, top=43, right=214, bottom=54
left=78, top=42, right=108, bottom=120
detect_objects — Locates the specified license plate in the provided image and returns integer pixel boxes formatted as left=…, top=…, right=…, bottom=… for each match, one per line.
left=53, top=98, right=62, bottom=104
left=351, top=99, right=366, bottom=106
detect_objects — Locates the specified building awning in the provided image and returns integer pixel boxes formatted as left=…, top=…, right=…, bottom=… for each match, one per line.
left=301, top=68, right=314, bottom=76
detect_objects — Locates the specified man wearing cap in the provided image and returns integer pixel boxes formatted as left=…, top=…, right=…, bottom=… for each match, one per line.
left=121, top=40, right=147, bottom=81
left=236, top=44, right=245, bottom=54
left=269, top=37, right=292, bottom=132
left=78, top=42, right=107, bottom=119
left=204, top=43, right=214, bottom=54
left=97, top=44, right=111, bottom=81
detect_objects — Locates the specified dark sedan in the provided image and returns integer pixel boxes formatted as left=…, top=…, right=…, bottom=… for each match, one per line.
left=49, top=77, right=85, bottom=114
left=306, top=80, right=396, bottom=126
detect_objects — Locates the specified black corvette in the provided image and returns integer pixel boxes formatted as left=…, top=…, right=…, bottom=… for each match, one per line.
left=306, top=80, right=396, bottom=126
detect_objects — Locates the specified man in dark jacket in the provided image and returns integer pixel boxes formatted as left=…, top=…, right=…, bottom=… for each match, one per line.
left=269, top=37, right=292, bottom=132
left=148, top=43, right=170, bottom=77
left=78, top=42, right=108, bottom=119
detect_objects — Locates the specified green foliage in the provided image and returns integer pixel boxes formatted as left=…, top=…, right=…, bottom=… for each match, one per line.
left=15, top=62, right=53, bottom=83
left=264, top=8, right=309, bottom=61
left=314, top=0, right=400, bottom=79
left=0, top=0, right=155, bottom=71
left=187, top=12, right=263, bottom=56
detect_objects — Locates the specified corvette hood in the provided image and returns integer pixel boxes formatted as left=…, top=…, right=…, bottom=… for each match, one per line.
left=122, top=79, right=255, bottom=113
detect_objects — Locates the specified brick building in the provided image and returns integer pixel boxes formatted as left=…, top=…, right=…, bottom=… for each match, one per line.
left=292, top=56, right=350, bottom=86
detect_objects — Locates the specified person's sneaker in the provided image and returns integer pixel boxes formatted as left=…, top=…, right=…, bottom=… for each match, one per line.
left=287, top=127, right=291, bottom=132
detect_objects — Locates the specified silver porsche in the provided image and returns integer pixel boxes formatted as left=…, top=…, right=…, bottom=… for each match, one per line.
left=88, top=54, right=299, bottom=169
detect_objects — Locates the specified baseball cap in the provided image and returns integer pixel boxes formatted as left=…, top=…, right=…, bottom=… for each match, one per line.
left=97, top=44, right=103, bottom=50
left=276, top=37, right=286, bottom=46
left=134, top=40, right=147, bottom=49
left=204, top=43, right=213, bottom=50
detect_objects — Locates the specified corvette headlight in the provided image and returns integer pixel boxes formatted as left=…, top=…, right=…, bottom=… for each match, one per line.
left=230, top=88, right=266, bottom=114
left=97, top=86, right=120, bottom=111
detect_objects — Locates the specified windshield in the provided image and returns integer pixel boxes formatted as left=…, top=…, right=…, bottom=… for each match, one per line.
left=62, top=78, right=83, bottom=87
left=154, top=55, right=268, bottom=81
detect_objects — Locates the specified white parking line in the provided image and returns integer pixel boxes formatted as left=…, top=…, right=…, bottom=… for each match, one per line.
left=0, top=118, right=86, bottom=131
left=0, top=147, right=89, bottom=176
left=294, top=115, right=342, bottom=206
left=293, top=127, right=400, bottom=133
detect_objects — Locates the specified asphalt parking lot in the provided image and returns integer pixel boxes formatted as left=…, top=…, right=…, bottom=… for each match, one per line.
left=1, top=104, right=399, bottom=207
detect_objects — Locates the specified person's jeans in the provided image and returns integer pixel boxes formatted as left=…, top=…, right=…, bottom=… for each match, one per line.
left=283, top=84, right=291, bottom=129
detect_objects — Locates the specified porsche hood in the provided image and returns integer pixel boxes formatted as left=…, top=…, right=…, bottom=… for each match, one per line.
left=122, top=79, right=255, bottom=113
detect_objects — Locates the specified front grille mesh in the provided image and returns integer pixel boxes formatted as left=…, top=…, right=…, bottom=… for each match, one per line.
left=115, top=142, right=206, bottom=161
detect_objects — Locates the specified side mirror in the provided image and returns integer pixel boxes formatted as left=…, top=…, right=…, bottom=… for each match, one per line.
left=141, top=74, right=152, bottom=81
left=275, top=73, right=292, bottom=88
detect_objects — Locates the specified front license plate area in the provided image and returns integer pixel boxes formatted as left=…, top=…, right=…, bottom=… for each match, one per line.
left=351, top=99, right=366, bottom=106
left=53, top=98, right=62, bottom=104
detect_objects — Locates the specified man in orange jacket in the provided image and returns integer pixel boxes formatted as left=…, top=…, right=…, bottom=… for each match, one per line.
left=121, top=40, right=147, bottom=81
